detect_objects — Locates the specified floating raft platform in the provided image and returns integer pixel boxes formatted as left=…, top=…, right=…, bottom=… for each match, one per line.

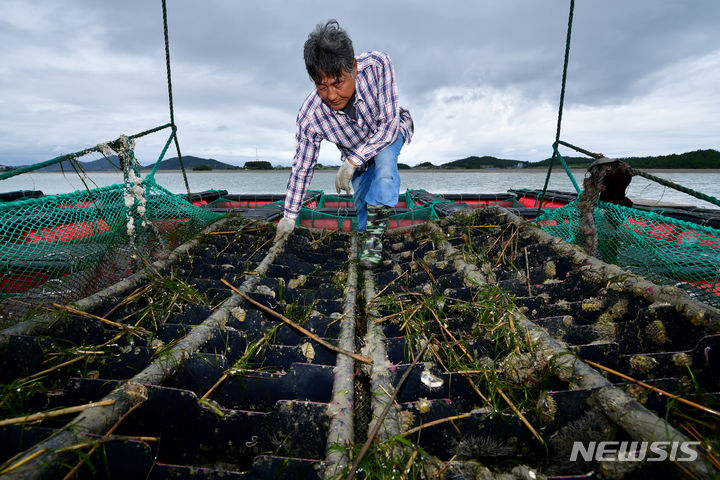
left=1, top=203, right=720, bottom=479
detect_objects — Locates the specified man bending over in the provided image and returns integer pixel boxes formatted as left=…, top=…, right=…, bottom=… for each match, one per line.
left=274, top=19, right=413, bottom=268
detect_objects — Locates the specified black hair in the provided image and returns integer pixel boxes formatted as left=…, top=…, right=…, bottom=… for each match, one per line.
left=303, top=19, right=355, bottom=83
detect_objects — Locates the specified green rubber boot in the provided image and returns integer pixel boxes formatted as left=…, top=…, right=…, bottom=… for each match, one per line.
left=360, top=234, right=383, bottom=269
left=359, top=205, right=390, bottom=269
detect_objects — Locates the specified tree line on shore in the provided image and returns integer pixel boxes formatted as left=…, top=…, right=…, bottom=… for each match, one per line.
left=415, top=149, right=719, bottom=170
left=274, top=148, right=719, bottom=170
left=5, top=149, right=717, bottom=172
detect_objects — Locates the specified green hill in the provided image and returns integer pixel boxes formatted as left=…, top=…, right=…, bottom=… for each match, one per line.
left=13, top=155, right=237, bottom=172
left=442, top=156, right=528, bottom=169
left=145, top=156, right=237, bottom=170
left=243, top=160, right=273, bottom=170
left=12, top=149, right=718, bottom=173
left=623, top=149, right=720, bottom=169
left=530, top=149, right=720, bottom=169
left=22, top=155, right=122, bottom=172
left=414, top=161, right=438, bottom=169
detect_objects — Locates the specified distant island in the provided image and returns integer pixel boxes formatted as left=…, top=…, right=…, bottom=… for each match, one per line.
left=2, top=149, right=718, bottom=172
left=529, top=149, right=720, bottom=170
left=418, top=149, right=720, bottom=170
left=0, top=155, right=243, bottom=173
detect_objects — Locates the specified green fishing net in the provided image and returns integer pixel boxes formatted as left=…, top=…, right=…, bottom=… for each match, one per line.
left=296, top=190, right=440, bottom=232
left=0, top=126, right=224, bottom=323
left=536, top=199, right=720, bottom=308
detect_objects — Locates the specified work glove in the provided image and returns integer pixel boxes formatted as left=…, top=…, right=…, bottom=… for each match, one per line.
left=274, top=217, right=295, bottom=243
left=335, top=161, right=357, bottom=194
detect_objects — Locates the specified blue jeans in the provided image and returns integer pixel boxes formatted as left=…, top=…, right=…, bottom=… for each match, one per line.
left=352, top=133, right=405, bottom=232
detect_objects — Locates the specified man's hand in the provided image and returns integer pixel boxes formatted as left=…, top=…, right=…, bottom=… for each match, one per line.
left=335, top=161, right=357, bottom=194
left=274, top=217, right=295, bottom=243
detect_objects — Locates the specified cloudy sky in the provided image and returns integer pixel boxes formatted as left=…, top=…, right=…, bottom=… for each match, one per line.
left=1, top=0, right=718, bottom=168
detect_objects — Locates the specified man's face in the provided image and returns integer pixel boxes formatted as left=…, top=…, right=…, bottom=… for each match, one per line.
left=315, top=60, right=357, bottom=110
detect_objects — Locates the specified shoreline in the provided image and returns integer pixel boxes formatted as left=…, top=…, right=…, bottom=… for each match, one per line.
left=148, top=168, right=720, bottom=174
left=7, top=168, right=720, bottom=174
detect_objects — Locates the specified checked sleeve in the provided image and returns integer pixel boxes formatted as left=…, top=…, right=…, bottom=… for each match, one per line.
left=283, top=125, right=322, bottom=220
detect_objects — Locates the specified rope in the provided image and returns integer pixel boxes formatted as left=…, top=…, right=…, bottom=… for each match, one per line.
left=161, top=0, right=192, bottom=198
left=537, top=0, right=575, bottom=215
left=149, top=126, right=178, bottom=178
left=556, top=140, right=603, bottom=159
left=553, top=139, right=720, bottom=208
left=0, top=146, right=102, bottom=182
left=552, top=143, right=581, bottom=194
left=0, top=124, right=172, bottom=182
left=629, top=168, right=720, bottom=209
left=536, top=7, right=719, bottom=211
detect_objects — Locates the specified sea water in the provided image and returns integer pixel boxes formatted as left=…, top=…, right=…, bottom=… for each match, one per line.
left=2, top=169, right=720, bottom=209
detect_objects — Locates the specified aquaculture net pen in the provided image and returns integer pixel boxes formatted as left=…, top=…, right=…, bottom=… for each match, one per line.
left=537, top=200, right=720, bottom=307
left=536, top=143, right=720, bottom=309
left=0, top=125, right=224, bottom=323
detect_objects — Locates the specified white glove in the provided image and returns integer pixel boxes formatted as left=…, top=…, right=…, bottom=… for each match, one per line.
left=335, top=161, right=357, bottom=194
left=274, top=217, right=295, bottom=243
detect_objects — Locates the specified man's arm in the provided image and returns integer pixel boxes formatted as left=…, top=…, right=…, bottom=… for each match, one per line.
left=345, top=52, right=402, bottom=168
left=283, top=125, right=322, bottom=220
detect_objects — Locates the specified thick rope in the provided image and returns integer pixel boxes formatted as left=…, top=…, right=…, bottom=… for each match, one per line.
left=537, top=0, right=575, bottom=215
left=161, top=0, right=192, bottom=198
left=629, top=168, right=720, bottom=209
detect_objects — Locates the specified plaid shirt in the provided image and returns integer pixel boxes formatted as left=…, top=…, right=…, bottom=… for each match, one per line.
left=284, top=51, right=414, bottom=220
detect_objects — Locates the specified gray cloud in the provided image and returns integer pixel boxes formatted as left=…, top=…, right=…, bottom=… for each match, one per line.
left=1, top=0, right=718, bottom=168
